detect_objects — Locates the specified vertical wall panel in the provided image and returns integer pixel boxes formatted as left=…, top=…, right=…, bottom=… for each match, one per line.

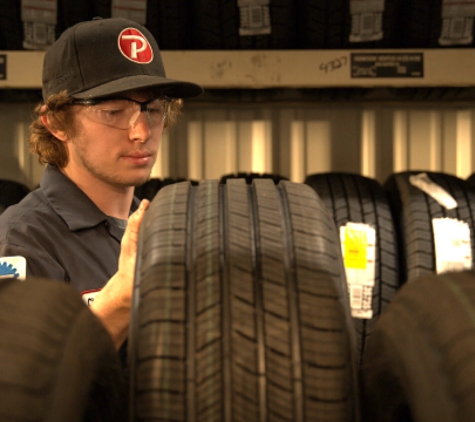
left=150, top=132, right=170, bottom=178
left=290, top=121, right=305, bottom=182
left=276, top=109, right=295, bottom=180
left=442, top=111, right=457, bottom=175
left=204, top=120, right=237, bottom=179
left=0, top=104, right=43, bottom=189
left=330, top=109, right=361, bottom=174
left=393, top=110, right=409, bottom=173
left=306, top=120, right=332, bottom=176
left=408, top=110, right=442, bottom=171
left=455, top=110, right=473, bottom=179
left=236, top=120, right=253, bottom=174
left=250, top=121, right=272, bottom=173
left=361, top=110, right=376, bottom=178
left=187, top=121, right=204, bottom=181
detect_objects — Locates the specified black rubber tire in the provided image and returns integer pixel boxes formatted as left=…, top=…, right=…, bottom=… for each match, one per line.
left=57, top=0, right=111, bottom=35
left=0, top=180, right=30, bottom=215
left=219, top=172, right=289, bottom=185
left=191, top=0, right=240, bottom=49
left=466, top=172, right=475, bottom=188
left=129, top=179, right=359, bottom=421
left=298, top=0, right=400, bottom=49
left=146, top=1, right=192, bottom=49
left=238, top=0, right=298, bottom=49
left=0, top=277, right=126, bottom=422
left=0, top=0, right=22, bottom=49
left=404, top=0, right=475, bottom=48
left=361, top=270, right=475, bottom=422
left=304, top=172, right=400, bottom=362
left=191, top=0, right=296, bottom=49
left=384, top=171, right=475, bottom=284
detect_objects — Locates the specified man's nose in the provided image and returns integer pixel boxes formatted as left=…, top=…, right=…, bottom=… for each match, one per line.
left=128, top=111, right=152, bottom=142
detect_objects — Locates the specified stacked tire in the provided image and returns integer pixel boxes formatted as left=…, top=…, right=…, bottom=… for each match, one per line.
left=305, top=172, right=400, bottom=362
left=0, top=278, right=126, bottom=422
left=0, top=180, right=30, bottom=215
left=384, top=171, right=475, bottom=284
left=128, top=179, right=360, bottom=421
left=361, top=270, right=475, bottom=422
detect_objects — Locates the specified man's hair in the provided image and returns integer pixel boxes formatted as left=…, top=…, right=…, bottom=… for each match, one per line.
left=29, top=90, right=183, bottom=168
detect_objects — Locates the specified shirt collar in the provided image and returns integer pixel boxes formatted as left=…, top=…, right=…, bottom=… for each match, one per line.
left=40, top=164, right=139, bottom=231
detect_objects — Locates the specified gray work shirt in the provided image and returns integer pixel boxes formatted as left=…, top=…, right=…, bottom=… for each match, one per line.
left=0, top=164, right=139, bottom=294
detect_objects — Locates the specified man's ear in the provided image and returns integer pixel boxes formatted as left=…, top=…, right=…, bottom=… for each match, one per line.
left=40, top=108, right=69, bottom=142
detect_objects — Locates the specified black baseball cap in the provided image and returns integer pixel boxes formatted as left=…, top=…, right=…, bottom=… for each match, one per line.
left=42, top=17, right=203, bottom=101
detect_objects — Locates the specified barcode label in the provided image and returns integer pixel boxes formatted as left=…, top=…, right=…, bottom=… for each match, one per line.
left=349, top=0, right=384, bottom=42
left=21, top=0, right=57, bottom=49
left=351, top=285, right=363, bottom=309
left=433, top=218, right=472, bottom=274
left=239, top=5, right=271, bottom=36
left=340, top=222, right=376, bottom=320
left=439, top=261, right=468, bottom=272
left=350, top=12, right=384, bottom=42
left=439, top=17, right=474, bottom=45
left=349, top=285, right=373, bottom=319
left=23, top=22, right=56, bottom=49
left=440, top=0, right=475, bottom=45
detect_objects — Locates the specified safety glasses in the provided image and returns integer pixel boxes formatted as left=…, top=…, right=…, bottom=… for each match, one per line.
left=71, top=96, right=171, bottom=129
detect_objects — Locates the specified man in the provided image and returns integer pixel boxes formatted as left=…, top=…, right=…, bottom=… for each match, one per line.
left=0, top=17, right=203, bottom=349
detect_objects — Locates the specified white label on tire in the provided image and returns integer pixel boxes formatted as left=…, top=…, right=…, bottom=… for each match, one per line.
left=238, top=0, right=271, bottom=36
left=21, top=0, right=57, bottom=50
left=112, top=0, right=147, bottom=25
left=0, top=256, right=26, bottom=280
left=340, top=222, right=376, bottom=319
left=349, top=0, right=385, bottom=43
left=409, top=173, right=458, bottom=210
left=439, top=0, right=475, bottom=45
left=433, top=217, right=472, bottom=274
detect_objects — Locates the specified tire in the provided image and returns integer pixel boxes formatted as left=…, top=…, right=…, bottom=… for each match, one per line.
left=129, top=179, right=359, bottom=421
left=0, top=180, right=30, bottom=215
left=191, top=0, right=240, bottom=49
left=405, top=0, right=475, bottom=48
left=146, top=1, right=192, bottom=49
left=304, top=172, right=400, bottom=362
left=361, top=270, right=475, bottom=422
left=299, top=0, right=400, bottom=49
left=466, top=172, right=475, bottom=188
left=0, top=0, right=22, bottom=50
left=384, top=171, right=475, bottom=284
left=191, top=0, right=296, bottom=49
left=57, top=0, right=111, bottom=35
left=134, top=177, right=193, bottom=201
left=0, top=277, right=126, bottom=422
left=238, top=0, right=298, bottom=49
left=219, top=172, right=289, bottom=185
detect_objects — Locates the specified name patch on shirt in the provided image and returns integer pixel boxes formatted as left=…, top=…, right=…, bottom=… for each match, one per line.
left=82, top=289, right=102, bottom=306
left=0, top=256, right=26, bottom=280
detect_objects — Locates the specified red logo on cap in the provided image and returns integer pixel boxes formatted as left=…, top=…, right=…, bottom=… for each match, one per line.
left=118, top=28, right=153, bottom=64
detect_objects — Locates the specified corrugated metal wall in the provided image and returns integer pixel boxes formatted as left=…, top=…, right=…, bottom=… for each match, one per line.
left=2, top=102, right=475, bottom=188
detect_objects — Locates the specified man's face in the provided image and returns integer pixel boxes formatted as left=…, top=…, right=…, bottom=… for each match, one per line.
left=64, top=91, right=164, bottom=189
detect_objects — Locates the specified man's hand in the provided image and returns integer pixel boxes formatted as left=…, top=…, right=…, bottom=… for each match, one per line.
left=90, top=199, right=150, bottom=349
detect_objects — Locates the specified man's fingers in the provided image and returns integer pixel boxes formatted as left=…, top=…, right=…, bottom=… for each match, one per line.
left=120, top=199, right=150, bottom=256
left=127, top=199, right=150, bottom=233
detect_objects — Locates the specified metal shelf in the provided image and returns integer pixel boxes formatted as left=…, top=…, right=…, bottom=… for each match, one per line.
left=1, top=49, right=475, bottom=90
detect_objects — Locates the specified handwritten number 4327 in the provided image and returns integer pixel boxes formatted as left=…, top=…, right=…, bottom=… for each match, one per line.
left=320, top=56, right=347, bottom=73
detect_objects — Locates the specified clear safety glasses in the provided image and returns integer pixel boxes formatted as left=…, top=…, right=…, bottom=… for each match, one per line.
left=71, top=96, right=171, bottom=130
